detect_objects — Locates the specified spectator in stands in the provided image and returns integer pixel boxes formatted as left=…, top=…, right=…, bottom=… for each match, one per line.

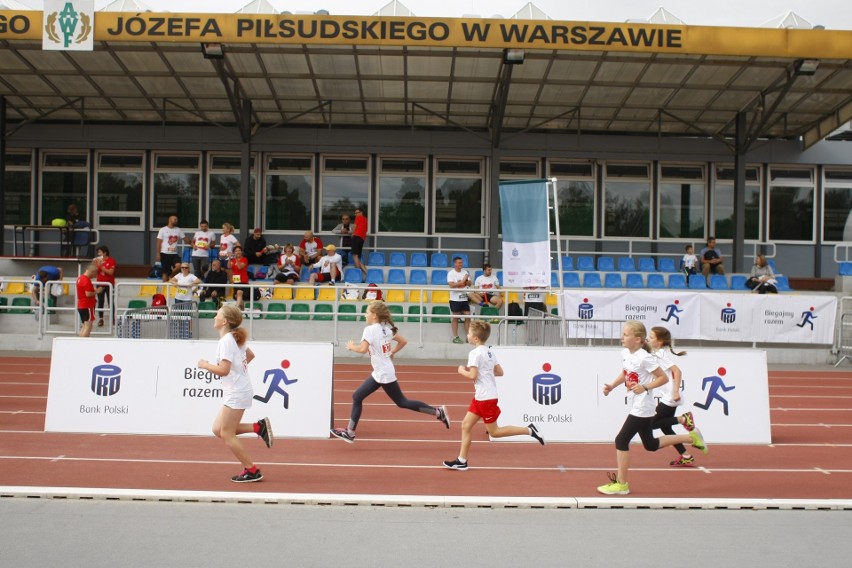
left=170, top=262, right=202, bottom=304
left=448, top=256, right=472, bottom=344
left=156, top=215, right=190, bottom=282
left=680, top=245, right=698, bottom=277
left=244, top=227, right=276, bottom=269
left=218, top=222, right=239, bottom=263
left=309, top=244, right=344, bottom=285
left=63, top=203, right=81, bottom=257
left=273, top=243, right=301, bottom=285
left=191, top=219, right=216, bottom=277
left=94, top=245, right=116, bottom=328
left=200, top=259, right=228, bottom=306
left=523, top=287, right=548, bottom=316
left=468, top=263, right=503, bottom=309
left=699, top=236, right=725, bottom=286
left=31, top=265, right=63, bottom=320
left=747, top=255, right=778, bottom=294
left=229, top=245, right=256, bottom=309
left=351, top=207, right=368, bottom=279
left=299, top=231, right=323, bottom=266
left=332, top=213, right=353, bottom=266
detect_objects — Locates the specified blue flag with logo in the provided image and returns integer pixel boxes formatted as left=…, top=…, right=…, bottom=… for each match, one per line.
left=500, top=180, right=550, bottom=287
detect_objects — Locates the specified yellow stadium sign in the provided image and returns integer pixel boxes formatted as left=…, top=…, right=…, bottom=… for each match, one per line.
left=1, top=11, right=851, bottom=59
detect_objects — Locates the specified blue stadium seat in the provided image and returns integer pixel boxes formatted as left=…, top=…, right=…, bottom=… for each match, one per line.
left=583, top=273, right=602, bottom=288
left=551, top=272, right=560, bottom=287
left=576, top=256, right=595, bottom=271
left=563, top=272, right=581, bottom=287
left=668, top=274, right=687, bottom=289
left=496, top=271, right=504, bottom=286
left=410, top=252, right=428, bottom=267
left=709, top=274, right=729, bottom=290
left=450, top=253, right=469, bottom=268
left=618, top=257, right=637, bottom=272
left=688, top=274, right=707, bottom=289
left=646, top=274, right=666, bottom=289
left=387, top=269, right=406, bottom=285
left=409, top=269, right=428, bottom=286
left=840, top=262, right=852, bottom=276
left=730, top=274, right=748, bottom=290
left=597, top=256, right=615, bottom=271
left=389, top=252, right=407, bottom=267
left=473, top=270, right=483, bottom=282
left=604, top=273, right=623, bottom=288
left=559, top=256, right=574, bottom=271
left=775, top=276, right=792, bottom=291
left=343, top=267, right=363, bottom=283
left=625, top=273, right=644, bottom=288
left=430, top=270, right=448, bottom=285
left=300, top=266, right=312, bottom=282
left=365, top=268, right=385, bottom=284
left=767, top=259, right=777, bottom=272
left=638, top=257, right=656, bottom=272
left=367, top=251, right=386, bottom=266
left=430, top=253, right=449, bottom=268
left=658, top=257, right=677, bottom=272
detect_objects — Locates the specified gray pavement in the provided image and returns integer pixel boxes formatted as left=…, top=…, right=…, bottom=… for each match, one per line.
left=2, top=499, right=850, bottom=567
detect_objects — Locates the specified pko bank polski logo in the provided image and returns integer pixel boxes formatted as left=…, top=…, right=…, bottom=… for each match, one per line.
left=578, top=298, right=593, bottom=320
left=721, top=302, right=736, bottom=324
left=91, top=354, right=121, bottom=397
left=44, top=2, right=93, bottom=50
left=531, top=363, right=562, bottom=405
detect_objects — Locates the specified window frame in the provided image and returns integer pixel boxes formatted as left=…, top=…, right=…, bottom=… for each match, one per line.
left=767, top=165, right=816, bottom=244
left=821, top=167, right=852, bottom=244
left=656, top=162, right=707, bottom=241
left=319, top=154, right=371, bottom=233
left=39, top=149, right=90, bottom=226
left=433, top=156, right=486, bottom=236
left=601, top=161, right=652, bottom=239
left=150, top=151, right=201, bottom=231
left=94, top=150, right=146, bottom=230
left=376, top=155, right=428, bottom=235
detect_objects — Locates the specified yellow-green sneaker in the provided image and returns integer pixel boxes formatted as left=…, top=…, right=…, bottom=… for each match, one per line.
left=689, top=428, right=709, bottom=454
left=597, top=480, right=630, bottom=495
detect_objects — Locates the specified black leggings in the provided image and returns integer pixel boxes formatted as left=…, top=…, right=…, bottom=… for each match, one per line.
left=96, top=288, right=113, bottom=321
left=348, top=376, right=436, bottom=430
left=614, top=414, right=660, bottom=452
left=651, top=402, right=687, bottom=454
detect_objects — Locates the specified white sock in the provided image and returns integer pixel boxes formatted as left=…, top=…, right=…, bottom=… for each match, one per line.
left=457, top=457, right=467, bottom=463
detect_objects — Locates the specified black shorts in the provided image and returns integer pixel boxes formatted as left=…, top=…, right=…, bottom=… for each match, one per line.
left=351, top=236, right=365, bottom=257
left=77, top=307, right=95, bottom=323
left=450, top=300, right=470, bottom=314
left=274, top=272, right=299, bottom=283
left=160, top=253, right=179, bottom=274
left=316, top=272, right=341, bottom=283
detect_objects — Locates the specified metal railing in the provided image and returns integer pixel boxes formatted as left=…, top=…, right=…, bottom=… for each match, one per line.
left=116, top=300, right=199, bottom=340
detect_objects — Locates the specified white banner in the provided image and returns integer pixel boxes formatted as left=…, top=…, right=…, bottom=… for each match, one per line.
left=45, top=338, right=333, bottom=438
left=502, top=240, right=550, bottom=287
left=492, top=347, right=771, bottom=444
left=43, top=0, right=94, bottom=51
left=754, top=294, right=837, bottom=344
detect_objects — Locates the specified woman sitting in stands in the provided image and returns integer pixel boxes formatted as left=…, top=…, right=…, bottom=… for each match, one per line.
left=746, top=255, right=778, bottom=294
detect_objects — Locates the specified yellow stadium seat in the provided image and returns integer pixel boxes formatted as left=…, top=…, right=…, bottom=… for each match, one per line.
left=139, top=284, right=159, bottom=296
left=272, top=286, right=293, bottom=300
left=408, top=289, right=423, bottom=303
left=430, top=290, right=450, bottom=303
left=4, top=282, right=27, bottom=295
left=317, top=287, right=337, bottom=301
left=385, top=289, right=405, bottom=303
left=546, top=293, right=558, bottom=306
left=507, top=292, right=520, bottom=304
left=294, top=286, right=315, bottom=301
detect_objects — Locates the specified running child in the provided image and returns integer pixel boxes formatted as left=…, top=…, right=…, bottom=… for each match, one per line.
left=443, top=320, right=544, bottom=471
left=649, top=326, right=699, bottom=467
left=330, top=300, right=450, bottom=443
left=597, top=321, right=708, bottom=496
left=197, top=304, right=273, bottom=482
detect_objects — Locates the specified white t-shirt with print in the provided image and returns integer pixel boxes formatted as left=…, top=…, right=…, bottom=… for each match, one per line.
left=447, top=268, right=470, bottom=302
left=620, top=347, right=661, bottom=418
left=653, top=348, right=683, bottom=407
left=157, top=226, right=184, bottom=254
left=216, top=333, right=253, bottom=398
left=219, top=234, right=238, bottom=258
left=317, top=252, right=343, bottom=275
left=192, top=230, right=216, bottom=258
left=173, top=272, right=200, bottom=302
left=468, top=344, right=499, bottom=401
left=474, top=274, right=499, bottom=291
left=362, top=323, right=397, bottom=384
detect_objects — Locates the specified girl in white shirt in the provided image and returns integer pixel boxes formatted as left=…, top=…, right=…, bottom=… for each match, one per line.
left=649, top=326, right=699, bottom=467
left=330, top=301, right=450, bottom=442
left=197, top=305, right=273, bottom=483
left=218, top=223, right=240, bottom=261
left=598, top=321, right=708, bottom=496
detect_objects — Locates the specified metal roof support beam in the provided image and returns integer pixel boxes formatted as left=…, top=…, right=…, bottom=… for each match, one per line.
left=501, top=108, right=579, bottom=144
left=803, top=98, right=852, bottom=149
left=410, top=103, right=490, bottom=143
left=743, top=67, right=798, bottom=149
left=256, top=101, right=333, bottom=135
left=161, top=99, right=227, bottom=129
left=732, top=111, right=747, bottom=274
left=4, top=97, right=84, bottom=138
left=659, top=109, right=735, bottom=151
left=489, top=62, right=514, bottom=148
left=211, top=58, right=252, bottom=143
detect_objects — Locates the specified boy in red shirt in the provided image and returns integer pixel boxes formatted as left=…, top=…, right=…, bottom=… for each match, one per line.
left=352, top=207, right=368, bottom=279
left=76, top=263, right=98, bottom=337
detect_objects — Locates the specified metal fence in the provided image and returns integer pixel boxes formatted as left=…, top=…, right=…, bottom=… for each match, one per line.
left=116, top=301, right=199, bottom=340
left=525, top=308, right=623, bottom=347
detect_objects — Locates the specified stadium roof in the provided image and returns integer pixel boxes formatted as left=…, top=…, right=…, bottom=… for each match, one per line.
left=1, top=7, right=851, bottom=148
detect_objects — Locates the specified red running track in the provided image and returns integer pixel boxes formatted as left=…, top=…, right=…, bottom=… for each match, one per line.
left=1, top=356, right=851, bottom=500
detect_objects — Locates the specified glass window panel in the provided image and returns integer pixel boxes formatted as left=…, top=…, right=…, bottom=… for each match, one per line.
left=378, top=176, right=426, bottom=233
left=825, top=169, right=852, bottom=181
left=770, top=167, right=813, bottom=182
left=4, top=152, right=32, bottom=167
left=268, top=156, right=312, bottom=171
left=208, top=173, right=256, bottom=231
left=211, top=155, right=255, bottom=170
left=99, top=154, right=143, bottom=169
left=823, top=186, right=852, bottom=241
left=155, top=155, right=199, bottom=169
left=3, top=170, right=32, bottom=225
left=661, top=165, right=704, bottom=180
left=43, top=153, right=87, bottom=168
left=659, top=181, right=705, bottom=239
left=716, top=166, right=759, bottom=182
left=265, top=174, right=312, bottom=231
left=604, top=181, right=650, bottom=237
left=435, top=177, right=482, bottom=234
left=550, top=162, right=593, bottom=177
left=552, top=180, right=594, bottom=237
left=324, top=157, right=368, bottom=172
left=437, top=160, right=481, bottom=175
left=768, top=186, right=814, bottom=241
left=153, top=172, right=199, bottom=228
left=97, top=172, right=143, bottom=214
left=381, top=159, right=425, bottom=173
left=40, top=171, right=87, bottom=224
left=499, top=161, right=539, bottom=176
left=606, top=164, right=649, bottom=178
left=321, top=175, right=369, bottom=231
left=99, top=215, right=142, bottom=225
left=713, top=184, right=760, bottom=240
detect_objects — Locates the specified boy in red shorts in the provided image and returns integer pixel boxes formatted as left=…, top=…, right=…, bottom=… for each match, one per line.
left=443, top=320, right=545, bottom=471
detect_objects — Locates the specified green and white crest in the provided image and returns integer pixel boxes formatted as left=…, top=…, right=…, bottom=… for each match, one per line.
left=43, top=0, right=93, bottom=51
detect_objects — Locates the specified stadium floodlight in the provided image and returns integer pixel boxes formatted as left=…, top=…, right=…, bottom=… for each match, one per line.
left=201, top=43, right=225, bottom=60
left=794, top=59, right=819, bottom=76
left=503, top=49, right=525, bottom=65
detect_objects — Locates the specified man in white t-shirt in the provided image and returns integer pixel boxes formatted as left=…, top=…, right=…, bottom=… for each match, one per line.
left=309, top=244, right=343, bottom=285
left=191, top=219, right=216, bottom=277
left=447, top=256, right=471, bottom=344
left=468, top=263, right=503, bottom=309
left=156, top=215, right=189, bottom=282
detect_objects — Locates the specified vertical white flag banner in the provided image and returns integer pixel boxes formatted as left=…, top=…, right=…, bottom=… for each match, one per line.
left=500, top=180, right=550, bottom=287
left=43, top=0, right=94, bottom=51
